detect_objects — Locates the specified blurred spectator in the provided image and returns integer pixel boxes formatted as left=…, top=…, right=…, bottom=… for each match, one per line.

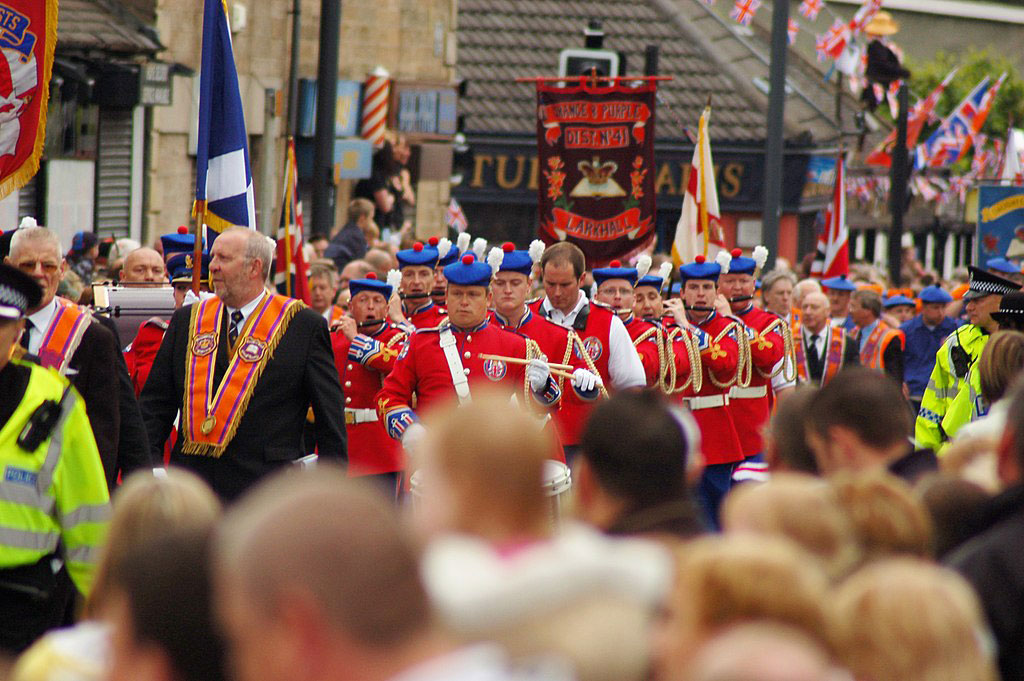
left=916, top=474, right=991, bottom=559
left=831, top=471, right=933, bottom=563
left=364, top=247, right=397, bottom=279
left=416, top=392, right=673, bottom=681
left=119, top=248, right=166, bottom=284
left=339, top=259, right=373, bottom=292
left=215, top=468, right=542, bottom=681
left=761, top=270, right=796, bottom=321
left=763, top=385, right=818, bottom=474
left=682, top=623, right=834, bottom=681
left=307, top=233, right=329, bottom=260
left=722, top=474, right=860, bottom=581
left=830, top=558, right=997, bottom=681
left=947, top=377, right=1024, bottom=680
left=806, top=368, right=935, bottom=483
left=576, top=390, right=704, bottom=541
left=10, top=469, right=221, bottom=681
left=653, top=535, right=829, bottom=681
left=354, top=138, right=406, bottom=232
left=66, top=231, right=99, bottom=286
left=792, top=278, right=822, bottom=310
left=308, top=264, right=341, bottom=323
left=106, top=528, right=227, bottom=681
left=324, top=198, right=373, bottom=271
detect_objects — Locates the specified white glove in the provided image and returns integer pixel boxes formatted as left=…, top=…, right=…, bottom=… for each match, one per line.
left=527, top=356, right=551, bottom=392
left=572, top=368, right=602, bottom=393
left=401, top=422, right=426, bottom=453
left=183, top=288, right=217, bottom=306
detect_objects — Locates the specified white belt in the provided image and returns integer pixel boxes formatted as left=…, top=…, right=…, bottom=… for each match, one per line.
left=729, top=385, right=768, bottom=399
left=345, top=408, right=378, bottom=424
left=686, top=394, right=729, bottom=410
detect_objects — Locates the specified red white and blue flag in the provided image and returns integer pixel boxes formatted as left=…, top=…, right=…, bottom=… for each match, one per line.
left=274, top=139, right=311, bottom=304
left=798, top=0, right=822, bottom=21
left=810, top=154, right=849, bottom=279
left=915, top=76, right=993, bottom=169
left=866, top=68, right=958, bottom=168
left=730, top=0, right=762, bottom=26
left=446, top=197, right=469, bottom=233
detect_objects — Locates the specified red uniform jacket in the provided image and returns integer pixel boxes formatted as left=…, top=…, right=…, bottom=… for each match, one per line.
left=404, top=300, right=448, bottom=329
left=124, top=317, right=168, bottom=396
left=490, top=308, right=597, bottom=453
left=376, top=319, right=560, bottom=439
left=729, top=305, right=786, bottom=457
left=623, top=316, right=663, bottom=388
left=686, top=311, right=744, bottom=466
left=331, top=323, right=407, bottom=475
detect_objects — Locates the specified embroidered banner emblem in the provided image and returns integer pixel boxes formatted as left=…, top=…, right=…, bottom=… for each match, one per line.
left=483, top=358, right=507, bottom=381
left=191, top=332, right=217, bottom=357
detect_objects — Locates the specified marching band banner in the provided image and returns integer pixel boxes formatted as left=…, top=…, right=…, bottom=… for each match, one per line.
left=534, top=80, right=657, bottom=266
left=0, top=0, right=56, bottom=200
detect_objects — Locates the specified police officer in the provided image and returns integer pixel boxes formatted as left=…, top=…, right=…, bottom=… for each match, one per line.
left=0, top=264, right=111, bottom=653
left=916, top=267, right=1020, bottom=451
left=901, top=286, right=958, bottom=414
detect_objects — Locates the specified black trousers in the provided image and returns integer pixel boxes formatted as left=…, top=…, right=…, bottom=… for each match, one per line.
left=0, top=554, right=76, bottom=654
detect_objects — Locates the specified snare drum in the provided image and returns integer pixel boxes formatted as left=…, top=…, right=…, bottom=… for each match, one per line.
left=92, top=284, right=176, bottom=347
left=542, top=459, right=572, bottom=523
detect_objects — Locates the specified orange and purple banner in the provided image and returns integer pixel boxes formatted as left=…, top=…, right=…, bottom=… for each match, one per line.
left=0, top=0, right=56, bottom=199
left=535, top=80, right=657, bottom=267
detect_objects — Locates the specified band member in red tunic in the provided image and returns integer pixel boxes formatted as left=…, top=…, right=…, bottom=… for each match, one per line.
left=488, top=241, right=603, bottom=456
left=429, top=232, right=469, bottom=308
left=676, top=253, right=747, bottom=527
left=718, top=247, right=789, bottom=483
left=592, top=257, right=665, bottom=388
left=331, top=272, right=407, bottom=488
left=633, top=262, right=701, bottom=399
left=377, top=253, right=573, bottom=453
left=396, top=241, right=447, bottom=329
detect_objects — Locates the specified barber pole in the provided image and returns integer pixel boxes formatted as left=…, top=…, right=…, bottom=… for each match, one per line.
left=361, top=66, right=390, bottom=147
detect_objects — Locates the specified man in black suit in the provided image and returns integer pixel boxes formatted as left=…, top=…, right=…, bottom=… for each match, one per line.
left=6, top=226, right=151, bottom=487
left=141, top=227, right=346, bottom=500
left=797, top=291, right=859, bottom=385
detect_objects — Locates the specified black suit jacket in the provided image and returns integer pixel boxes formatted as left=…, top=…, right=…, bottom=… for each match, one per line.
left=803, top=328, right=860, bottom=383
left=65, top=321, right=121, bottom=485
left=140, top=302, right=346, bottom=500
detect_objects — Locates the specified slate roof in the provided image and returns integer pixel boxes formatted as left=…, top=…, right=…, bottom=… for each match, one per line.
left=58, top=0, right=162, bottom=56
left=456, top=0, right=871, bottom=146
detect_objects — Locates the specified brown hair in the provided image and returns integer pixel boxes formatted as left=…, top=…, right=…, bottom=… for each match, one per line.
left=347, top=197, right=375, bottom=223
left=830, top=558, right=997, bottom=681
left=831, top=471, right=933, bottom=564
left=978, top=330, right=1024, bottom=404
left=540, top=241, right=586, bottom=279
left=852, top=289, right=882, bottom=318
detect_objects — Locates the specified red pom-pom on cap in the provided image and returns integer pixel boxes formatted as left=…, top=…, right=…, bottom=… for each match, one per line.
left=413, top=242, right=424, bottom=252
left=428, top=236, right=439, bottom=246
left=461, top=254, right=474, bottom=265
left=177, top=226, right=188, bottom=234
left=695, top=255, right=706, bottom=264
left=610, top=259, right=622, bottom=267
left=502, top=241, right=515, bottom=252
left=731, top=248, right=742, bottom=258
left=366, top=272, right=378, bottom=280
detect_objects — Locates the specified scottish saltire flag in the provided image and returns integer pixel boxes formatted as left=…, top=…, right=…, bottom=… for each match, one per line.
left=915, top=76, right=990, bottom=169
left=193, top=0, right=256, bottom=233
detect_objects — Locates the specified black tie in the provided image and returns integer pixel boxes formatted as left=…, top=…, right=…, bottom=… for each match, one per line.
left=228, top=310, right=244, bottom=346
left=19, top=319, right=33, bottom=350
left=807, top=333, right=821, bottom=371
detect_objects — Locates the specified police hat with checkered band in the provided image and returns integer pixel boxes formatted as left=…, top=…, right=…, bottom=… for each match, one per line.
left=396, top=241, right=439, bottom=269
left=991, top=291, right=1024, bottom=326
left=167, top=252, right=211, bottom=284
left=0, top=262, right=42, bottom=320
left=349, top=271, right=393, bottom=301
left=963, top=266, right=1021, bottom=301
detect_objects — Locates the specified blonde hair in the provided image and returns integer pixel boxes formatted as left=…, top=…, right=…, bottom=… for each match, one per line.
left=86, top=468, right=221, bottom=615
left=721, top=474, right=861, bottom=581
left=830, top=558, right=997, bottom=681
left=671, top=535, right=830, bottom=649
left=831, top=471, right=933, bottom=564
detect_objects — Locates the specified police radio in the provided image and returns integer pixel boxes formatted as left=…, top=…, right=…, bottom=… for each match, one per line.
left=18, top=387, right=71, bottom=452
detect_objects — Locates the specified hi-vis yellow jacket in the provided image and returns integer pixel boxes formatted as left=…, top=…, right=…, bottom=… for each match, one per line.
left=0, top=357, right=110, bottom=596
left=914, top=323, right=988, bottom=452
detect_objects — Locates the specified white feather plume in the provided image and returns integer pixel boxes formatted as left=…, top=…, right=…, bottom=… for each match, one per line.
left=456, top=232, right=471, bottom=254
left=528, top=239, right=546, bottom=264
left=18, top=216, right=36, bottom=229
left=657, top=262, right=672, bottom=289
left=472, top=237, right=487, bottom=260
left=437, top=237, right=452, bottom=259
left=715, top=249, right=731, bottom=274
left=635, top=254, right=652, bottom=280
left=486, top=247, right=504, bottom=274
left=386, top=269, right=402, bottom=294
left=752, top=245, right=769, bottom=270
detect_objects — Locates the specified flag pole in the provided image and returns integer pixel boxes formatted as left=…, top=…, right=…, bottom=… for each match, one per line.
left=191, top=202, right=205, bottom=295
left=283, top=139, right=294, bottom=298
left=699, top=101, right=710, bottom=258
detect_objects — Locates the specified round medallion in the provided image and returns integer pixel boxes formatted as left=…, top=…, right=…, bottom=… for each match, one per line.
left=201, top=415, right=217, bottom=435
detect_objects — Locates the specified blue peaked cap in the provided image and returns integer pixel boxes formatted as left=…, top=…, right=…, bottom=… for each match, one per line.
left=167, top=252, right=210, bottom=283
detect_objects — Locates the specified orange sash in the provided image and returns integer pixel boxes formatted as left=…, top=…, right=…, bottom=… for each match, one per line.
left=38, top=298, right=92, bottom=375
left=182, top=294, right=303, bottom=457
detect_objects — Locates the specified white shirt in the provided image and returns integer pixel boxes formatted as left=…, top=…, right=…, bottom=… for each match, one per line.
left=24, top=297, right=59, bottom=355
left=802, top=325, right=829, bottom=358
left=540, top=291, right=646, bottom=390
left=226, top=290, right=266, bottom=335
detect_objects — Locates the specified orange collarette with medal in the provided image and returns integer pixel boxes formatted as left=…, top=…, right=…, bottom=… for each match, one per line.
left=182, top=293, right=303, bottom=457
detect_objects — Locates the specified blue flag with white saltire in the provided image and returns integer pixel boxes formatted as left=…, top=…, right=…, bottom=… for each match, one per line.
left=193, top=0, right=256, bottom=233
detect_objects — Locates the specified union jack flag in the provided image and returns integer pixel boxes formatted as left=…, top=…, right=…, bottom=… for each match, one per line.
left=730, top=0, right=762, bottom=26
left=799, top=0, right=822, bottom=21
left=849, top=0, right=883, bottom=34
left=788, top=19, right=799, bottom=44
left=916, top=76, right=993, bottom=169
left=816, top=20, right=849, bottom=61
left=446, top=197, right=469, bottom=233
